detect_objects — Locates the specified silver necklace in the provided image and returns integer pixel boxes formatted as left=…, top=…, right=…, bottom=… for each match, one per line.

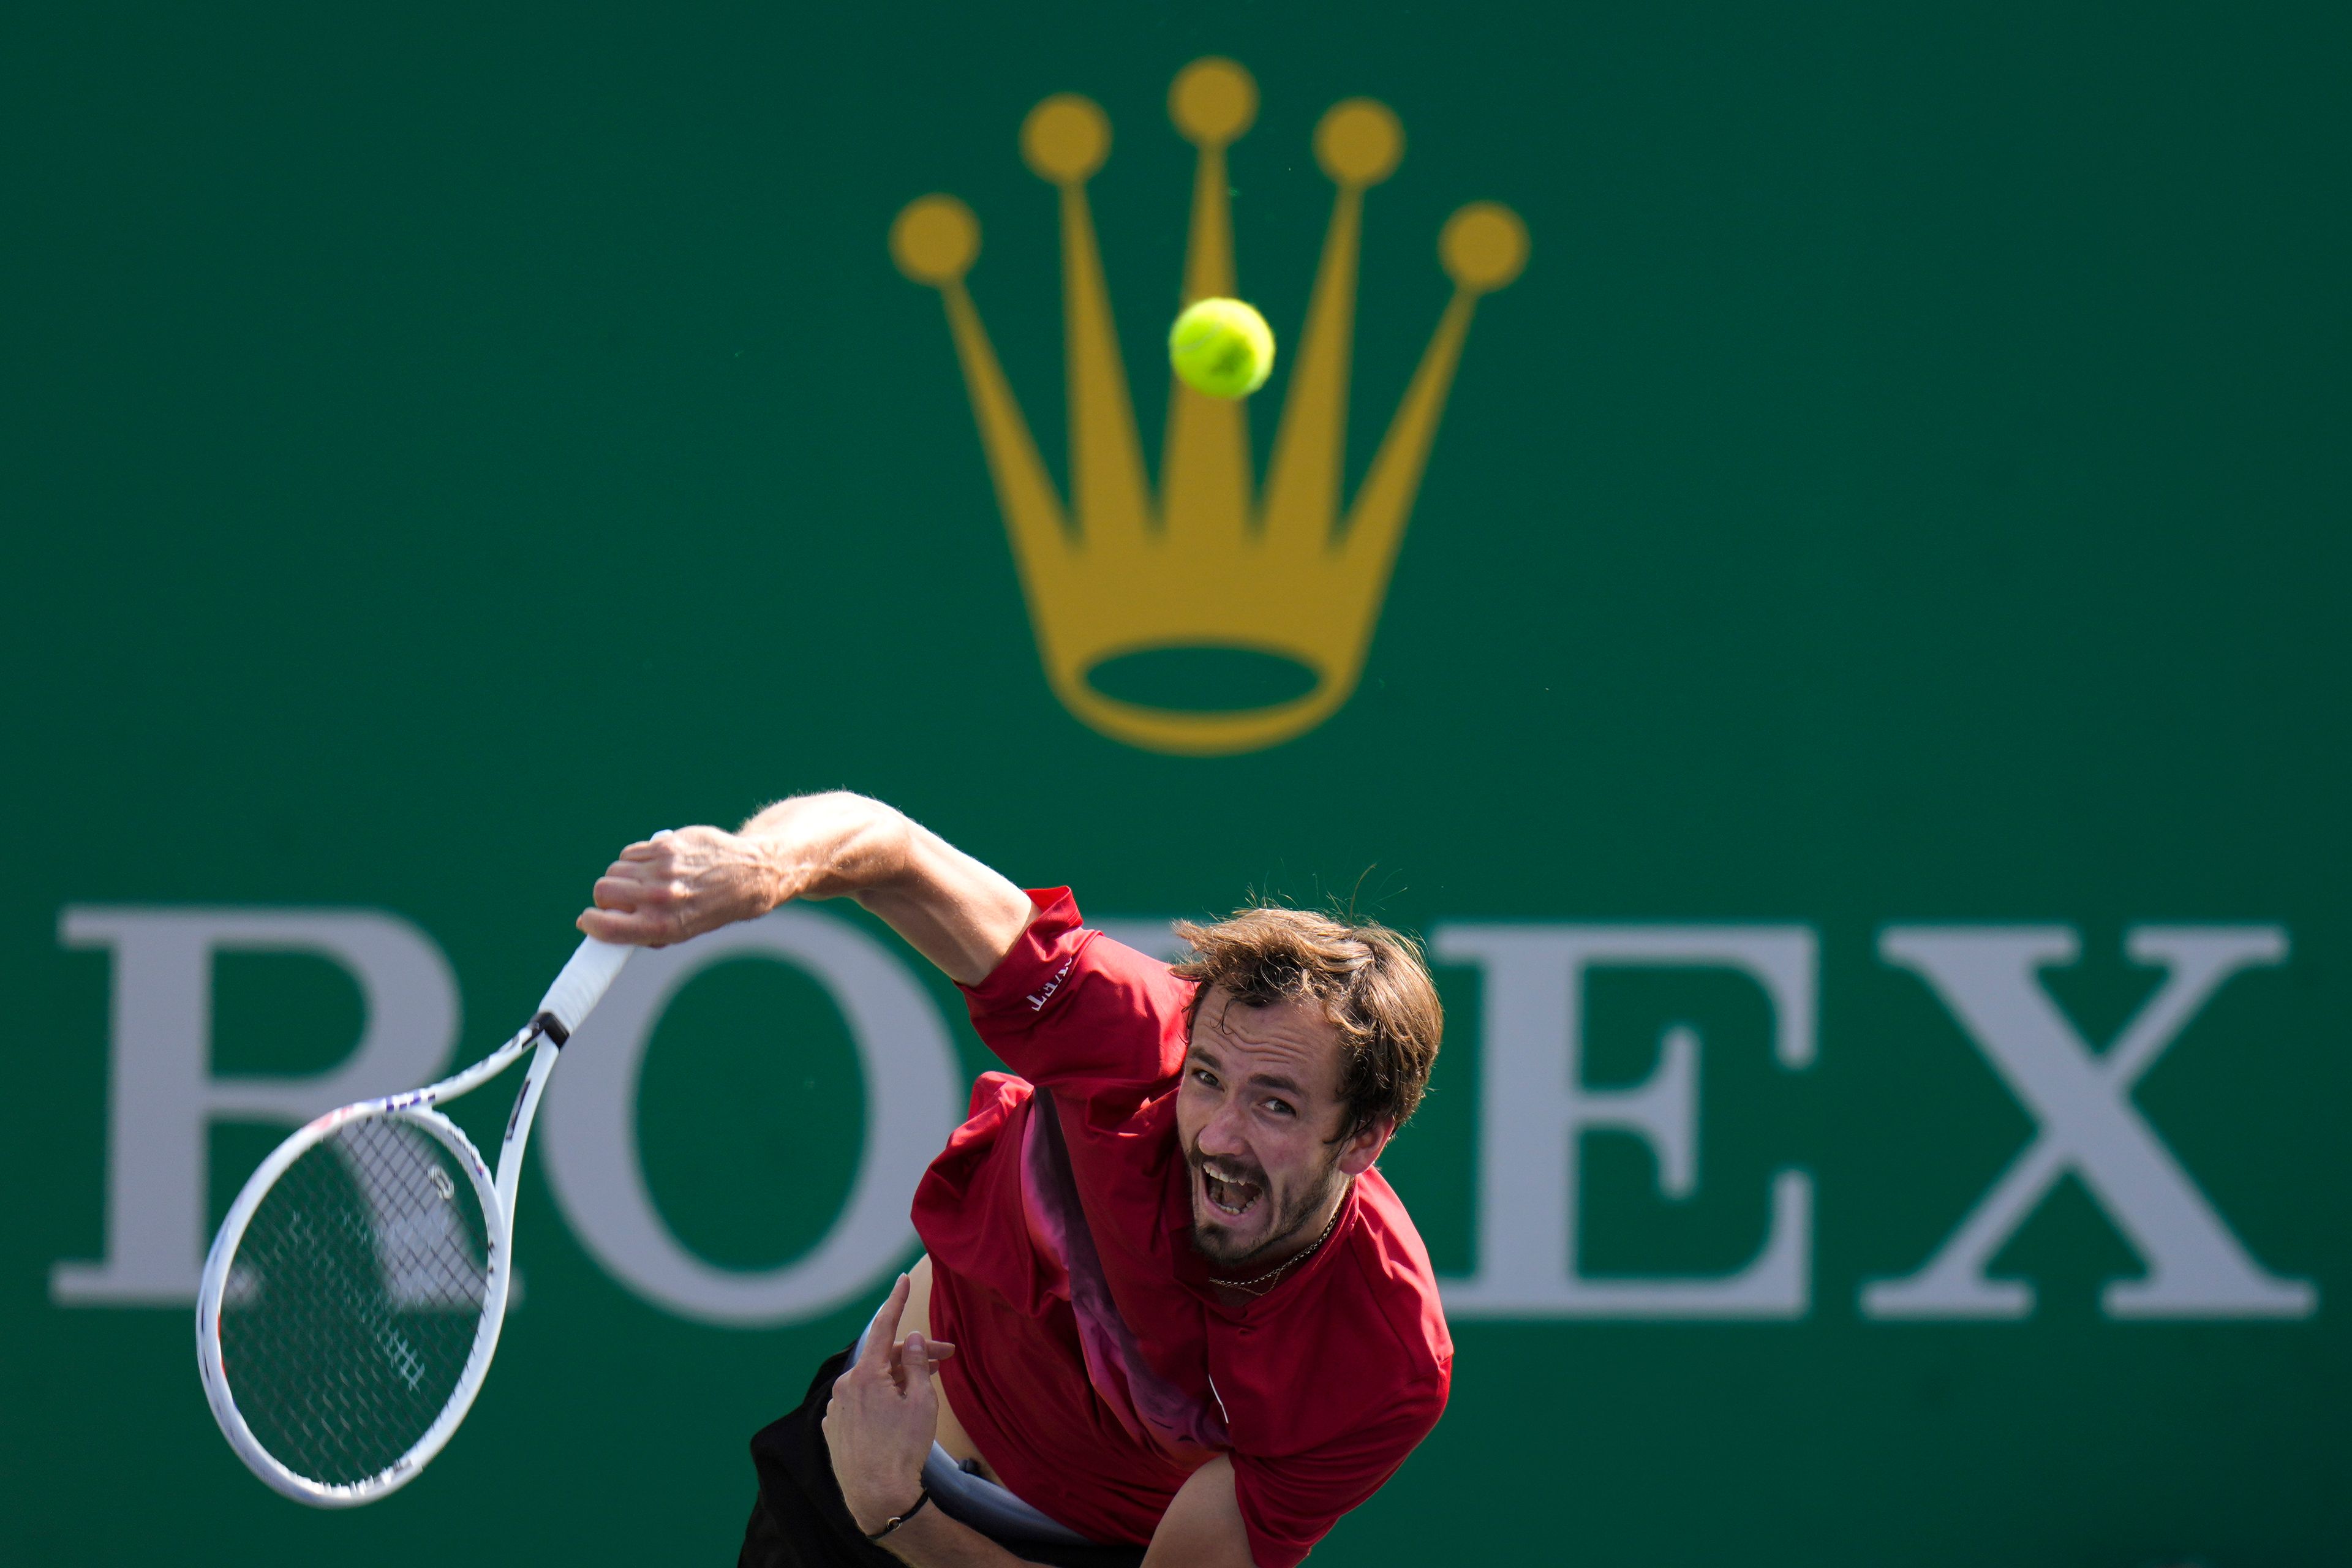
left=1210, top=1201, right=1344, bottom=1297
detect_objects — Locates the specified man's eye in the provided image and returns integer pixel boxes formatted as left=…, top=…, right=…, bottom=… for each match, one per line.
left=1191, top=1068, right=1219, bottom=1088
left=1264, top=1099, right=1294, bottom=1117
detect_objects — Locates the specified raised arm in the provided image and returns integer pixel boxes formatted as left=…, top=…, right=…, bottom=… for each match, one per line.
left=576, top=791, right=1035, bottom=984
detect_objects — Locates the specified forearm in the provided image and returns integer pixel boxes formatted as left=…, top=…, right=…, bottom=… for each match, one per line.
left=736, top=791, right=920, bottom=905
left=741, top=793, right=1034, bottom=984
left=580, top=793, right=1031, bottom=981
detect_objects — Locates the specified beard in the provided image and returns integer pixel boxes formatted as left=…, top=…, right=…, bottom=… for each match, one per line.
left=1183, top=1135, right=1348, bottom=1269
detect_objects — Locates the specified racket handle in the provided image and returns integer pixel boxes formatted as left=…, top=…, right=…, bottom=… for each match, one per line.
left=537, top=826, right=673, bottom=1041
left=537, top=937, right=634, bottom=1042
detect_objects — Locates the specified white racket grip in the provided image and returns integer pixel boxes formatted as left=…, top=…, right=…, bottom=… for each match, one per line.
left=537, top=937, right=634, bottom=1041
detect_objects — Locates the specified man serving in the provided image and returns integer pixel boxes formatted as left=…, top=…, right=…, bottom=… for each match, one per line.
left=579, top=794, right=1449, bottom=1568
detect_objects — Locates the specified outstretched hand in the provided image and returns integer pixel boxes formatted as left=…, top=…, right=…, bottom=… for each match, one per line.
left=823, top=1272, right=957, bottom=1536
left=576, top=826, right=774, bottom=947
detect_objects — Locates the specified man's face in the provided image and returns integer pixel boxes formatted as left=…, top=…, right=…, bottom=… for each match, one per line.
left=1175, top=985, right=1387, bottom=1268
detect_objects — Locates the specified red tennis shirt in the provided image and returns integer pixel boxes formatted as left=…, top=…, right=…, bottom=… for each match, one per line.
left=911, top=889, right=1452, bottom=1568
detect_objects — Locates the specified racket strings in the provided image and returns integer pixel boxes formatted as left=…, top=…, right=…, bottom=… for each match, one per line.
left=219, top=1115, right=496, bottom=1487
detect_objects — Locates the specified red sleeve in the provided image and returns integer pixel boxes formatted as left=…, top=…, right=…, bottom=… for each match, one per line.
left=957, top=888, right=1194, bottom=1090
left=1231, top=1380, right=1447, bottom=1568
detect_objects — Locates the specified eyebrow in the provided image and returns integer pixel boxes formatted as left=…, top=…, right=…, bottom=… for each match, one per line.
left=1186, top=1044, right=1304, bottom=1097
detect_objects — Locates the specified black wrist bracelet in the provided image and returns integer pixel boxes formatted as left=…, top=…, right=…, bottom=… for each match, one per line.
left=865, top=1487, right=932, bottom=1542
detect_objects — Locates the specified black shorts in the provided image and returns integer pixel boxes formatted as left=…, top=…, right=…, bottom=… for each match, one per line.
left=738, top=1343, right=1148, bottom=1568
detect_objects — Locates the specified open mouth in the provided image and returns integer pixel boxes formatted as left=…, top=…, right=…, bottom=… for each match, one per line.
left=1198, top=1161, right=1264, bottom=1219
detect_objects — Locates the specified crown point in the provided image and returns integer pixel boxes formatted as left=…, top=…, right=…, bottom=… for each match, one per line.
left=1169, top=58, right=1257, bottom=145
left=1314, top=99, right=1403, bottom=187
left=1439, top=202, right=1528, bottom=293
left=891, top=195, right=981, bottom=285
left=1022, top=94, right=1111, bottom=184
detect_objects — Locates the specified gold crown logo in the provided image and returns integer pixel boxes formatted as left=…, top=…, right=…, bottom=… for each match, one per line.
left=892, top=58, right=1526, bottom=755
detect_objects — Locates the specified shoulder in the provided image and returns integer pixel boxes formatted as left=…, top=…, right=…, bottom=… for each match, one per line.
left=1334, top=1171, right=1453, bottom=1390
left=956, top=889, right=1197, bottom=1091
left=962, top=888, right=1196, bottom=1027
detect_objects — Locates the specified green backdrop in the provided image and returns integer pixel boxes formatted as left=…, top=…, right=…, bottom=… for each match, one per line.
left=6, top=4, right=2346, bottom=1564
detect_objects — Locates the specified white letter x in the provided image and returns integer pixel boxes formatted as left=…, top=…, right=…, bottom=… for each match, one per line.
left=1864, top=925, right=2313, bottom=1321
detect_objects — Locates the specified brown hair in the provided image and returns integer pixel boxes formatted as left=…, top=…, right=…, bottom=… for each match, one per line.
left=1170, top=905, right=1444, bottom=1142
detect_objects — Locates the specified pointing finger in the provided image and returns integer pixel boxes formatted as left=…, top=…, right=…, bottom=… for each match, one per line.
left=859, top=1274, right=910, bottom=1374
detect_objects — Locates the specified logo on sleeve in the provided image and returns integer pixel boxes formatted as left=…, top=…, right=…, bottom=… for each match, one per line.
left=1026, top=954, right=1077, bottom=1012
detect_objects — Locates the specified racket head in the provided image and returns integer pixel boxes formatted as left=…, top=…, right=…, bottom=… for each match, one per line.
left=196, top=1102, right=513, bottom=1506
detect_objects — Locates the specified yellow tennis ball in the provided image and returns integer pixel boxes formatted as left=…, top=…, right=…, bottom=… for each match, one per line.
left=1169, top=297, right=1275, bottom=399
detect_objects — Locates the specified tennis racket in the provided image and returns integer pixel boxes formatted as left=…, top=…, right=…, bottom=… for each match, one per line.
left=195, top=932, right=636, bottom=1506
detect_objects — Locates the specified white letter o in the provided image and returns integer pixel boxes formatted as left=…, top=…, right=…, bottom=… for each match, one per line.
left=541, top=910, right=961, bottom=1325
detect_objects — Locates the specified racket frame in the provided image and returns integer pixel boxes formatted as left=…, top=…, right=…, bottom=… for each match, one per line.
left=196, top=936, right=626, bottom=1506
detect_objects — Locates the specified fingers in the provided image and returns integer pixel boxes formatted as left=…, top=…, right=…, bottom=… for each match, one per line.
left=889, top=1332, right=951, bottom=1401
left=604, top=831, right=692, bottom=902
left=594, top=868, right=668, bottom=910
left=617, top=829, right=679, bottom=864
left=578, top=834, right=695, bottom=946
left=576, top=913, right=678, bottom=946
left=576, top=875, right=684, bottom=946
left=577, top=907, right=641, bottom=942
left=859, top=1273, right=910, bottom=1374
left=899, top=1332, right=953, bottom=1380
left=578, top=826, right=766, bottom=952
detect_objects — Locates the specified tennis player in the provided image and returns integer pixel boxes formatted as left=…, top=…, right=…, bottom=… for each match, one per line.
left=579, top=793, right=1449, bottom=1567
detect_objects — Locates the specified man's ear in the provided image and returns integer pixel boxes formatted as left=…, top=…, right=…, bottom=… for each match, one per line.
left=1336, top=1116, right=1396, bottom=1178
